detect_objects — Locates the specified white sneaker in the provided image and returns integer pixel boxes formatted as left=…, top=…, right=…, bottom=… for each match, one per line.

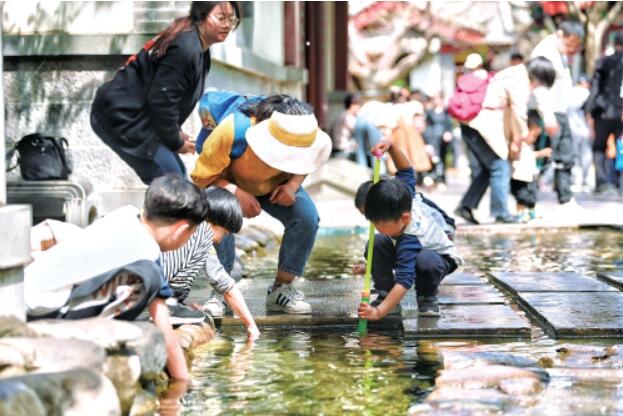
left=266, top=285, right=311, bottom=314
left=203, top=293, right=227, bottom=318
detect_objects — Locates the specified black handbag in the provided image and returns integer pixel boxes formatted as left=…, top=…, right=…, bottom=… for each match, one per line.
left=9, top=133, right=72, bottom=180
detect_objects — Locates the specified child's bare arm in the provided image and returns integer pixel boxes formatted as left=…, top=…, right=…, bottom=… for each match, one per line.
left=358, top=284, right=408, bottom=320
left=149, top=298, right=190, bottom=380
left=371, top=139, right=412, bottom=171
left=223, top=285, right=260, bottom=342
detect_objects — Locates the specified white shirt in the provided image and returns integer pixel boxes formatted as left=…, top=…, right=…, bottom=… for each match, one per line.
left=531, top=34, right=574, bottom=118
left=25, top=206, right=160, bottom=315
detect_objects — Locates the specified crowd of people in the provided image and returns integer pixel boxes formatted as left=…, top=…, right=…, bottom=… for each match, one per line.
left=18, top=2, right=623, bottom=393
left=331, top=20, right=623, bottom=225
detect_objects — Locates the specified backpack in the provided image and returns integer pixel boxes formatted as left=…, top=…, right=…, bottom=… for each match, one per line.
left=196, top=90, right=266, bottom=155
left=448, top=73, right=491, bottom=123
left=7, top=133, right=72, bottom=180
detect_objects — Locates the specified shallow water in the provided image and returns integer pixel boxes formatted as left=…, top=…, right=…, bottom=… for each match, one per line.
left=178, top=229, right=623, bottom=415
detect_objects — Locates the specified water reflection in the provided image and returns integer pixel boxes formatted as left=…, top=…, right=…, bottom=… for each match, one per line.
left=181, top=329, right=441, bottom=415
left=174, top=229, right=623, bottom=414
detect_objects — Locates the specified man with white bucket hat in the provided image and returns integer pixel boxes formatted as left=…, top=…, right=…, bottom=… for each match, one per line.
left=192, top=95, right=331, bottom=314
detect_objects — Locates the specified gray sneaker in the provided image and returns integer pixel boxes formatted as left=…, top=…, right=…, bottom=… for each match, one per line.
left=417, top=296, right=440, bottom=317
left=203, top=293, right=227, bottom=318
left=167, top=302, right=207, bottom=325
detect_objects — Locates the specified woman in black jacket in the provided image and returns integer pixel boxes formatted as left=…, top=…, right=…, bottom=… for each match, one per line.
left=91, top=1, right=240, bottom=184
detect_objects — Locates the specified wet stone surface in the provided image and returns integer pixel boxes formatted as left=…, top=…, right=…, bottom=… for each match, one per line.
left=490, top=272, right=617, bottom=294
left=442, top=272, right=488, bottom=285
left=402, top=304, right=531, bottom=338
left=518, top=292, right=623, bottom=337
left=436, top=285, right=506, bottom=305
left=597, top=271, right=623, bottom=290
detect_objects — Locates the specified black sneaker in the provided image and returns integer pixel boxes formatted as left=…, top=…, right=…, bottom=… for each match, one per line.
left=167, top=303, right=207, bottom=325
left=417, top=296, right=440, bottom=317
left=454, top=206, right=479, bottom=225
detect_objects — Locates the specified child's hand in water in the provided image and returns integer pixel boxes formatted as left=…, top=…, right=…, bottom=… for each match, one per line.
left=352, top=262, right=366, bottom=275
left=371, top=139, right=392, bottom=157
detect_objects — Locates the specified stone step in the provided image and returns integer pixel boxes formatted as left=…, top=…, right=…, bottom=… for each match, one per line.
left=490, top=272, right=623, bottom=338
left=489, top=272, right=617, bottom=295
left=442, top=272, right=488, bottom=286
left=517, top=292, right=623, bottom=338
left=597, top=271, right=623, bottom=290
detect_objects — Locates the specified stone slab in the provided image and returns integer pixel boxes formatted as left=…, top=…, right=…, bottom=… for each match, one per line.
left=597, top=272, right=623, bottom=290
left=489, top=272, right=617, bottom=294
left=438, top=286, right=506, bottom=305
left=517, top=292, right=623, bottom=338
left=441, top=272, right=487, bottom=286
left=402, top=304, right=530, bottom=338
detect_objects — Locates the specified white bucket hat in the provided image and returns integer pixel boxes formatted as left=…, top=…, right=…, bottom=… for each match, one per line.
left=464, top=53, right=483, bottom=70
left=245, top=111, right=332, bottom=175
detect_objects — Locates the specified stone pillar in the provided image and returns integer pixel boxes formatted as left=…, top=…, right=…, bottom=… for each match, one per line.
left=0, top=205, right=31, bottom=321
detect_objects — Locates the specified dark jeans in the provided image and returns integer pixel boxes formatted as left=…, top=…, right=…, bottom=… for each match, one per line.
left=91, top=113, right=186, bottom=185
left=459, top=124, right=511, bottom=218
left=216, top=186, right=319, bottom=278
left=551, top=113, right=574, bottom=203
left=366, top=234, right=454, bottom=298
left=511, top=179, right=537, bottom=208
left=592, top=117, right=623, bottom=190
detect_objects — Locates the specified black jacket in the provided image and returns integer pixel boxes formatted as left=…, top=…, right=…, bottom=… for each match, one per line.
left=586, top=51, right=623, bottom=120
left=91, top=28, right=211, bottom=158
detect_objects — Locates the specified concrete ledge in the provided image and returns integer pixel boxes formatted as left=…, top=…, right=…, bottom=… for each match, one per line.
left=0, top=205, right=31, bottom=269
left=3, top=34, right=307, bottom=83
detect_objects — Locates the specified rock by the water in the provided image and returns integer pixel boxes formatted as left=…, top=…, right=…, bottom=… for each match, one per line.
left=125, top=322, right=167, bottom=380
left=0, top=316, right=38, bottom=338
left=0, top=382, right=46, bottom=416
left=0, top=368, right=120, bottom=416
left=29, top=318, right=142, bottom=350
left=0, top=337, right=106, bottom=375
left=104, top=354, right=142, bottom=413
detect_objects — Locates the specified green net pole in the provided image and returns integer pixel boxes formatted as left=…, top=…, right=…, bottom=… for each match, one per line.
left=358, top=155, right=381, bottom=335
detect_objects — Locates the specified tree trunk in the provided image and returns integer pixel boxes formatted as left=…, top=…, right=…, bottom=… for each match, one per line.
left=585, top=20, right=597, bottom=76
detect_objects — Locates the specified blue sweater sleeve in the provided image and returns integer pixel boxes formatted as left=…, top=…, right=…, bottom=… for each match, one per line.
left=393, top=234, right=423, bottom=289
left=395, top=168, right=416, bottom=198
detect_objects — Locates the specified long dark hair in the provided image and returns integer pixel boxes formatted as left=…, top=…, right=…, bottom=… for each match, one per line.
left=151, top=1, right=241, bottom=57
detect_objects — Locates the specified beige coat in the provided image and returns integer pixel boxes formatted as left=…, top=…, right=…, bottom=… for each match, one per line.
left=469, top=64, right=530, bottom=160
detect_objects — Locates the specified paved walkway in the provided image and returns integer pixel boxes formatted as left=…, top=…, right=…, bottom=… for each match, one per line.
left=199, top=167, right=623, bottom=338
left=190, top=270, right=623, bottom=339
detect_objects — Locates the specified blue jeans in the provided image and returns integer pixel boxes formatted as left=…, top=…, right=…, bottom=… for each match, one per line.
left=216, top=186, right=319, bottom=278
left=459, top=124, right=511, bottom=218
left=353, top=117, right=382, bottom=168
left=91, top=113, right=186, bottom=185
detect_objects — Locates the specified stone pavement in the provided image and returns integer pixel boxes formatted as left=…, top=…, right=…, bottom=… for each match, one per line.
left=204, top=163, right=623, bottom=339
left=190, top=270, right=623, bottom=340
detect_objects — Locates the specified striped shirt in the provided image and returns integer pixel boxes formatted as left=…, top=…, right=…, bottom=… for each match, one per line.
left=160, top=222, right=235, bottom=302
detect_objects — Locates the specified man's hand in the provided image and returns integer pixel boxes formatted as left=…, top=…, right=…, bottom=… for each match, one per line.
left=443, top=131, right=453, bottom=143
left=234, top=188, right=262, bottom=218
left=177, top=140, right=195, bottom=154
left=358, top=302, right=382, bottom=321
left=269, top=182, right=297, bottom=206
left=509, top=140, right=521, bottom=161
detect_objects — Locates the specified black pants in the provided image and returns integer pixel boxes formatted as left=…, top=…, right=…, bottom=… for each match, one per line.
left=366, top=234, right=455, bottom=297
left=592, top=117, right=622, bottom=190
left=511, top=179, right=537, bottom=208
left=551, top=113, right=575, bottom=203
